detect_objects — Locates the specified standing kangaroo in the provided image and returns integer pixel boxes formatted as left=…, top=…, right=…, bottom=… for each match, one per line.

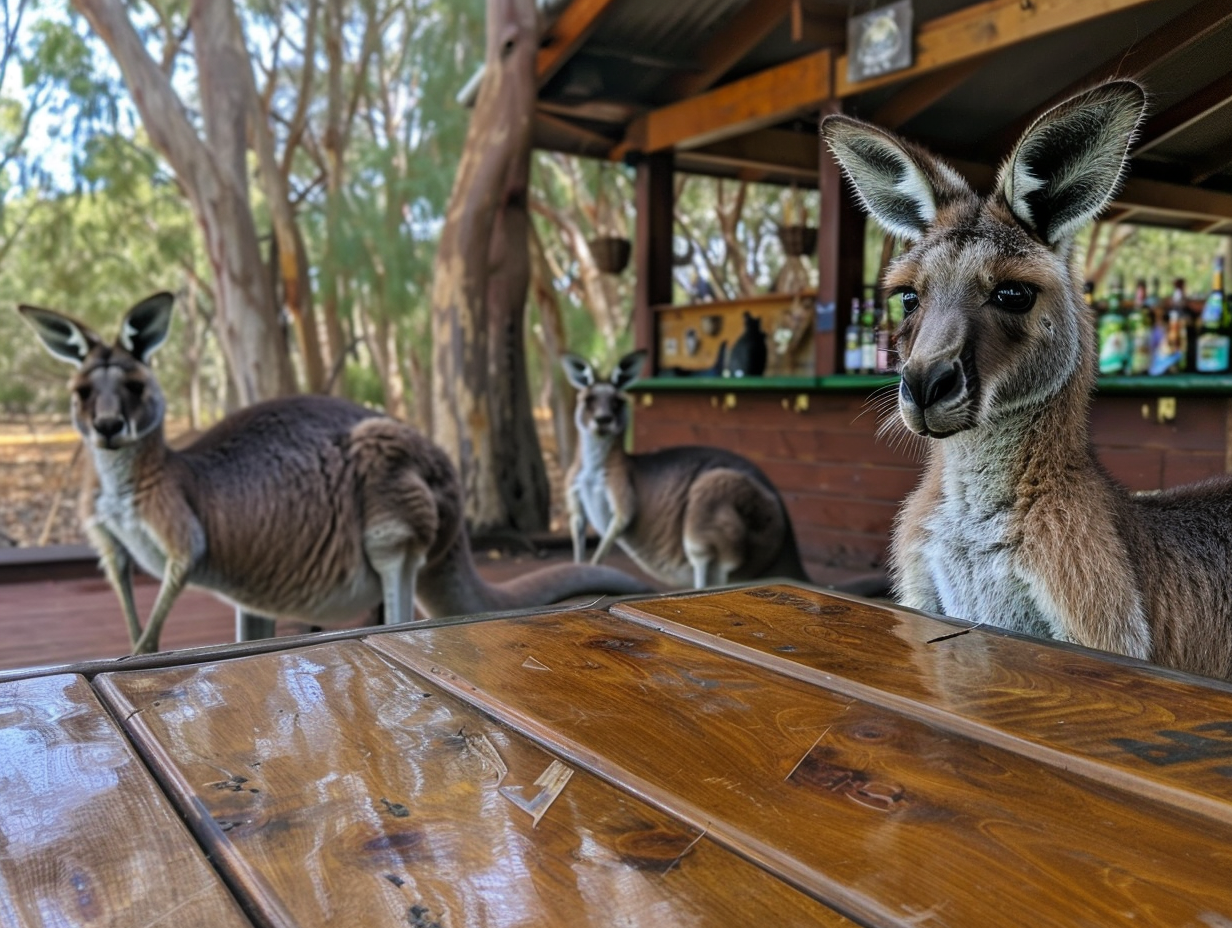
left=561, top=350, right=809, bottom=589
left=20, top=294, right=652, bottom=654
left=822, top=80, right=1232, bottom=679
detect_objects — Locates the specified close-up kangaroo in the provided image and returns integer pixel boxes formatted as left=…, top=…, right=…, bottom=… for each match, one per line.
left=561, top=349, right=810, bottom=589
left=823, top=80, right=1232, bottom=679
left=19, top=295, right=652, bottom=654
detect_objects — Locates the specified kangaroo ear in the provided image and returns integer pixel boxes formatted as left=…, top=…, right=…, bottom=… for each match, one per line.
left=119, top=292, right=174, bottom=362
left=17, top=305, right=101, bottom=367
left=610, top=350, right=647, bottom=390
left=997, top=81, right=1146, bottom=247
left=821, top=116, right=972, bottom=242
left=561, top=353, right=596, bottom=390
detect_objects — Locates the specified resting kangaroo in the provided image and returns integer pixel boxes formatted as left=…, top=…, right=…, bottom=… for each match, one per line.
left=21, top=294, right=652, bottom=654
left=561, top=350, right=809, bottom=589
left=822, top=80, right=1232, bottom=679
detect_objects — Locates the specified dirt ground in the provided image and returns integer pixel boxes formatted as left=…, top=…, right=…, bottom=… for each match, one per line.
left=0, top=419, right=86, bottom=548
left=0, top=415, right=571, bottom=550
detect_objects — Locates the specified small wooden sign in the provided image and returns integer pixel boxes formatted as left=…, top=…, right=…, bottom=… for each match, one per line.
left=847, top=0, right=913, bottom=84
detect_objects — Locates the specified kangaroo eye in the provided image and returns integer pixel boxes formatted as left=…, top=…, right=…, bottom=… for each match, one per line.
left=124, top=381, right=145, bottom=398
left=900, top=289, right=920, bottom=315
left=75, top=384, right=92, bottom=402
left=991, top=281, right=1036, bottom=312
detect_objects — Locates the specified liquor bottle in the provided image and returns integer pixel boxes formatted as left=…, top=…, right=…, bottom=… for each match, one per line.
left=1146, top=276, right=1166, bottom=362
left=875, top=303, right=895, bottom=373
left=843, top=297, right=863, bottom=373
left=1156, top=278, right=1189, bottom=375
left=1196, top=256, right=1230, bottom=374
left=859, top=298, right=877, bottom=375
left=1126, top=279, right=1152, bottom=375
left=1096, top=279, right=1128, bottom=375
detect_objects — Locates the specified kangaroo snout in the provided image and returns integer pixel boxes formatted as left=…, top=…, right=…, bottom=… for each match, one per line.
left=93, top=415, right=125, bottom=442
left=901, top=360, right=963, bottom=411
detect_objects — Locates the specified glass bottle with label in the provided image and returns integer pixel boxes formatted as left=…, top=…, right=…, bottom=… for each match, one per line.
left=1126, top=279, right=1152, bottom=375
left=1196, top=256, right=1229, bottom=374
left=843, top=297, right=863, bottom=373
left=1156, top=278, right=1189, bottom=375
left=859, top=298, right=877, bottom=375
left=1096, top=278, right=1128, bottom=375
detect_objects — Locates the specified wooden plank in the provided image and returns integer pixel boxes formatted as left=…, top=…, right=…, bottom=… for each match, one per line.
left=95, top=641, right=852, bottom=928
left=623, top=49, right=832, bottom=154
left=535, top=0, right=622, bottom=87
left=612, top=584, right=1232, bottom=827
left=835, top=0, right=1158, bottom=98
left=0, top=674, right=250, bottom=928
left=370, top=608, right=1232, bottom=928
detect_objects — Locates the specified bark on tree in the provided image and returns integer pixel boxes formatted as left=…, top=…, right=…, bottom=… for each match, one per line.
left=74, top=0, right=295, bottom=405
left=431, top=0, right=548, bottom=535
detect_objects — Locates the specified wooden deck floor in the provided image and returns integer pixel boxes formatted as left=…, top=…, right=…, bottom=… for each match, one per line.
left=0, top=544, right=881, bottom=674
left=0, top=547, right=638, bottom=673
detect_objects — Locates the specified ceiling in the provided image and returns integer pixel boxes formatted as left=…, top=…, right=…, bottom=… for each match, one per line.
left=528, top=0, right=1232, bottom=231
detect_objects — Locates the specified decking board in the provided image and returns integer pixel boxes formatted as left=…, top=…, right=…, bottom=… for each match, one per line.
left=0, top=674, right=250, bottom=928
left=95, top=640, right=851, bottom=928
left=369, top=607, right=1232, bottom=928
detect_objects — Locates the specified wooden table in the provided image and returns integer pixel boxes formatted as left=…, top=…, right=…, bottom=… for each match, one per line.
left=4, top=583, right=1232, bottom=927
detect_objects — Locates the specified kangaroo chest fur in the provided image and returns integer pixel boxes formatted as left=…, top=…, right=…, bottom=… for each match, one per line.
left=573, top=438, right=622, bottom=534
left=90, top=447, right=184, bottom=580
left=909, top=434, right=1058, bottom=640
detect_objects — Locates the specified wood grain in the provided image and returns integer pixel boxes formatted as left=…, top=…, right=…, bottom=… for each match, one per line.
left=0, top=673, right=250, bottom=928
left=95, top=641, right=852, bottom=928
left=370, top=608, right=1232, bottom=928
left=613, top=584, right=1232, bottom=825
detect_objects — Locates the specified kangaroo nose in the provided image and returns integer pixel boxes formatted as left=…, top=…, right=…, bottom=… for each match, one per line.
left=593, top=414, right=614, bottom=427
left=901, top=362, right=963, bottom=410
left=94, top=417, right=124, bottom=440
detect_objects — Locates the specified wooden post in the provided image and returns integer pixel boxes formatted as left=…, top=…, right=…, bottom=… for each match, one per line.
left=634, top=151, right=674, bottom=372
left=816, top=100, right=865, bottom=377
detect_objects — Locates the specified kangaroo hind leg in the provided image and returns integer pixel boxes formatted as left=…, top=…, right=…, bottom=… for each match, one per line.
left=358, top=432, right=442, bottom=625
left=683, top=468, right=785, bottom=589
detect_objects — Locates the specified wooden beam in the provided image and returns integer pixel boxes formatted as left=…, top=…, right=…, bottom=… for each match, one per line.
left=621, top=49, right=832, bottom=155
left=686, top=129, right=820, bottom=180
left=871, top=56, right=988, bottom=129
left=986, top=0, right=1232, bottom=155
left=1137, top=71, right=1232, bottom=155
left=1191, top=145, right=1232, bottom=185
left=536, top=0, right=623, bottom=87
left=662, top=0, right=794, bottom=101
left=533, top=111, right=618, bottom=157
left=634, top=152, right=674, bottom=367
left=835, top=0, right=1159, bottom=98
left=1112, top=176, right=1232, bottom=224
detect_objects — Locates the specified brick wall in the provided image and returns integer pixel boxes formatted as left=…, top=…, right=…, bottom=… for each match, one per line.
left=631, top=388, right=1231, bottom=571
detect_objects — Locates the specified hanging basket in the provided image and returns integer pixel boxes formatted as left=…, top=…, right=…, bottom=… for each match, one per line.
left=588, top=236, right=632, bottom=274
left=777, top=224, right=818, bottom=258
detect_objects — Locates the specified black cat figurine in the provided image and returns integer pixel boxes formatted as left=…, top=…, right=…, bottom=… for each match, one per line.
left=726, top=312, right=767, bottom=378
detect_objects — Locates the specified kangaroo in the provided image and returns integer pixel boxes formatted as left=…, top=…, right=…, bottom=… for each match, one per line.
left=822, top=80, right=1232, bottom=679
left=20, top=294, right=653, bottom=654
left=561, top=349, right=809, bottom=589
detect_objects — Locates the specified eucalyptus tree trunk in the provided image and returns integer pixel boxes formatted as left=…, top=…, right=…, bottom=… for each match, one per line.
left=74, top=0, right=294, bottom=405
left=430, top=0, right=548, bottom=535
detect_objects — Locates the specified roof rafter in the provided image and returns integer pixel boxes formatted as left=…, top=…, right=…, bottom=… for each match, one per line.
left=536, top=0, right=623, bottom=88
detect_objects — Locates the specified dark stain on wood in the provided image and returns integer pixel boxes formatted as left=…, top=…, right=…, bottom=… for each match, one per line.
left=614, top=826, right=699, bottom=873
left=788, top=746, right=906, bottom=812
left=1112, top=722, right=1232, bottom=768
